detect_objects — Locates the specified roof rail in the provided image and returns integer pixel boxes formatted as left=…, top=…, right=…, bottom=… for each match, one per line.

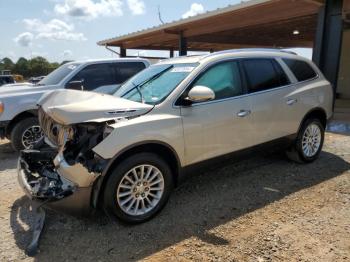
left=204, top=48, right=298, bottom=58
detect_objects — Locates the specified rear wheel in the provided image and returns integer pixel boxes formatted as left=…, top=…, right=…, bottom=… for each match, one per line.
left=10, top=117, right=43, bottom=151
left=286, top=118, right=324, bottom=163
left=103, top=152, right=173, bottom=223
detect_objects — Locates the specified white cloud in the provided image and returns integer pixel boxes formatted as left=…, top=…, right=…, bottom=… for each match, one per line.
left=37, top=31, right=86, bottom=41
left=62, top=50, right=73, bottom=57
left=182, top=3, right=205, bottom=19
left=127, top=0, right=145, bottom=15
left=24, top=18, right=73, bottom=33
left=14, top=32, right=34, bottom=47
left=23, top=18, right=86, bottom=41
left=54, top=0, right=123, bottom=19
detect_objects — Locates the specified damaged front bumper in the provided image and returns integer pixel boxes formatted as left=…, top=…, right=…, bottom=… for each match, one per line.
left=17, top=149, right=100, bottom=215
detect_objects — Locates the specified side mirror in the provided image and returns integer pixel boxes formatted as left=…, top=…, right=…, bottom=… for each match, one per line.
left=66, top=80, right=84, bottom=91
left=186, top=85, right=215, bottom=103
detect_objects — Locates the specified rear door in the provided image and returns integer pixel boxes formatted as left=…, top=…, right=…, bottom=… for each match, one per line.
left=68, top=63, right=116, bottom=94
left=112, top=62, right=147, bottom=85
left=180, top=60, right=255, bottom=165
left=242, top=58, right=299, bottom=144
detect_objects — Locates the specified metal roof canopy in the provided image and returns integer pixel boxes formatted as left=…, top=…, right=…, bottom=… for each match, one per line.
left=98, top=0, right=324, bottom=55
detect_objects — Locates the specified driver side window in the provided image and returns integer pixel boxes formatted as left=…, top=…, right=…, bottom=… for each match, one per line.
left=192, top=61, right=243, bottom=100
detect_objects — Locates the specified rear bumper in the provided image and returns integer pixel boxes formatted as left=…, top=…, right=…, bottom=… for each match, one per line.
left=17, top=150, right=97, bottom=216
left=0, top=121, right=10, bottom=139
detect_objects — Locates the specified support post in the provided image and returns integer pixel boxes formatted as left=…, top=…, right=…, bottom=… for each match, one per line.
left=179, top=33, right=187, bottom=56
left=120, top=47, right=127, bottom=57
left=170, top=49, right=174, bottom=58
left=313, top=0, right=344, bottom=94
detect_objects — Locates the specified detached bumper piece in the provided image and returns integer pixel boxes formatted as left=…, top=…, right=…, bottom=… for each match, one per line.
left=25, top=206, right=45, bottom=257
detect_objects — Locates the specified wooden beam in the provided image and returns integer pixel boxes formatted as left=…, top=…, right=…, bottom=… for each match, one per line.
left=122, top=34, right=178, bottom=49
left=163, top=29, right=181, bottom=35
left=303, top=0, right=325, bottom=6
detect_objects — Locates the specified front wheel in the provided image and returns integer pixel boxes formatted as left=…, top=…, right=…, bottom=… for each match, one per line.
left=286, top=118, right=325, bottom=163
left=103, top=153, right=174, bottom=223
left=10, top=117, right=44, bottom=151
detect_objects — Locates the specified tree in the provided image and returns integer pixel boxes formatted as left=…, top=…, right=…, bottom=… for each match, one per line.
left=29, top=56, right=50, bottom=76
left=48, top=62, right=60, bottom=74
left=14, top=57, right=30, bottom=78
left=0, top=57, right=14, bottom=72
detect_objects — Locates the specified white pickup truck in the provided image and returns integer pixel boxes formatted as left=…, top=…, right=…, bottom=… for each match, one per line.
left=0, top=58, right=150, bottom=151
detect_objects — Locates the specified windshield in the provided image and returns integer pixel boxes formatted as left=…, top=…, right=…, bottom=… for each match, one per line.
left=38, top=63, right=81, bottom=86
left=114, top=63, right=198, bottom=105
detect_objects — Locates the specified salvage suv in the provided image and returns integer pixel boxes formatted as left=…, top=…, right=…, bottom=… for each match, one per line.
left=18, top=49, right=333, bottom=224
left=0, top=58, right=149, bottom=151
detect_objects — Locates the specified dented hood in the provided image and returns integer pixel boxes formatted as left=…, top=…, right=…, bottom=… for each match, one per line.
left=38, top=89, right=153, bottom=125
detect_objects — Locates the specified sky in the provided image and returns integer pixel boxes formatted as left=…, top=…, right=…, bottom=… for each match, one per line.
left=0, top=0, right=312, bottom=63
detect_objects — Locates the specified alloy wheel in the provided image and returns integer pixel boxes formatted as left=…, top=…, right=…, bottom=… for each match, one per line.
left=116, top=164, right=165, bottom=216
left=301, top=123, right=321, bottom=157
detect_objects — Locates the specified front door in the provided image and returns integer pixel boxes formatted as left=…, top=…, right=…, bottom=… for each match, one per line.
left=180, top=60, right=255, bottom=166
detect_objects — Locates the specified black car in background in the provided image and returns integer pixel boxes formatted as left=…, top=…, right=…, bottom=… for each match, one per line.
left=0, top=75, right=15, bottom=86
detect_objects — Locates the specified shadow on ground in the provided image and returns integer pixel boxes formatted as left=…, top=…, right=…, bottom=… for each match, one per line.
left=10, top=151, right=350, bottom=261
left=0, top=141, right=18, bottom=171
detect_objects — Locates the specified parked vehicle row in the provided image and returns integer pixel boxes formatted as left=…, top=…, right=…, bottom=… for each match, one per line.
left=0, top=58, right=150, bottom=151
left=16, top=49, right=333, bottom=224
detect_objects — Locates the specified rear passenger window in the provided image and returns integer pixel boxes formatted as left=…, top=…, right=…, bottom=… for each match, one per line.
left=243, top=59, right=290, bottom=93
left=112, top=62, right=146, bottom=84
left=283, top=59, right=317, bottom=82
left=70, top=63, right=115, bottom=91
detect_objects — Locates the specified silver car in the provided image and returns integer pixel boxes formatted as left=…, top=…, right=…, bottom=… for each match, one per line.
left=18, top=49, right=333, bottom=224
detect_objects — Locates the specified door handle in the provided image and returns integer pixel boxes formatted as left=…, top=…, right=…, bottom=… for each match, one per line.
left=286, top=98, right=297, bottom=106
left=237, top=110, right=251, bottom=117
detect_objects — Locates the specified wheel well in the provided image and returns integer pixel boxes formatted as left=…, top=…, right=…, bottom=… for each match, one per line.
left=95, top=142, right=180, bottom=207
left=6, top=111, right=37, bottom=138
left=302, top=108, right=327, bottom=129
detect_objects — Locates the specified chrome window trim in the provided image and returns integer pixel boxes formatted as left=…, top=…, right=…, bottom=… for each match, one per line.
left=172, top=56, right=313, bottom=108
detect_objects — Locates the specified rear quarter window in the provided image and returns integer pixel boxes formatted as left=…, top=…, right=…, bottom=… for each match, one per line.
left=283, top=59, right=317, bottom=82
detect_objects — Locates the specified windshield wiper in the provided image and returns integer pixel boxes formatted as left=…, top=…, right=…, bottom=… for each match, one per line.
left=133, top=82, right=145, bottom=104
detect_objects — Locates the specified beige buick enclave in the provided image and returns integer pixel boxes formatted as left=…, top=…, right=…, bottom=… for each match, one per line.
left=18, top=49, right=333, bottom=224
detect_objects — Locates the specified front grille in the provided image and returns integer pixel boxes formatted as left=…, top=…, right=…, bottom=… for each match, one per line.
left=38, top=107, right=74, bottom=147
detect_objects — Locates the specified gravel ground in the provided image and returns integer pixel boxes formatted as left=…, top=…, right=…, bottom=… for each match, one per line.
left=0, top=133, right=349, bottom=262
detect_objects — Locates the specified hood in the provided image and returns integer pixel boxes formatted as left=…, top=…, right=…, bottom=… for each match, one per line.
left=38, top=89, right=154, bottom=125
left=1, top=82, right=33, bottom=87
left=0, top=84, right=53, bottom=97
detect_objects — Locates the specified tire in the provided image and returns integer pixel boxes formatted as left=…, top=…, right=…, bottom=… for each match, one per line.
left=10, top=117, right=43, bottom=151
left=103, top=152, right=174, bottom=224
left=286, top=118, right=325, bottom=163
